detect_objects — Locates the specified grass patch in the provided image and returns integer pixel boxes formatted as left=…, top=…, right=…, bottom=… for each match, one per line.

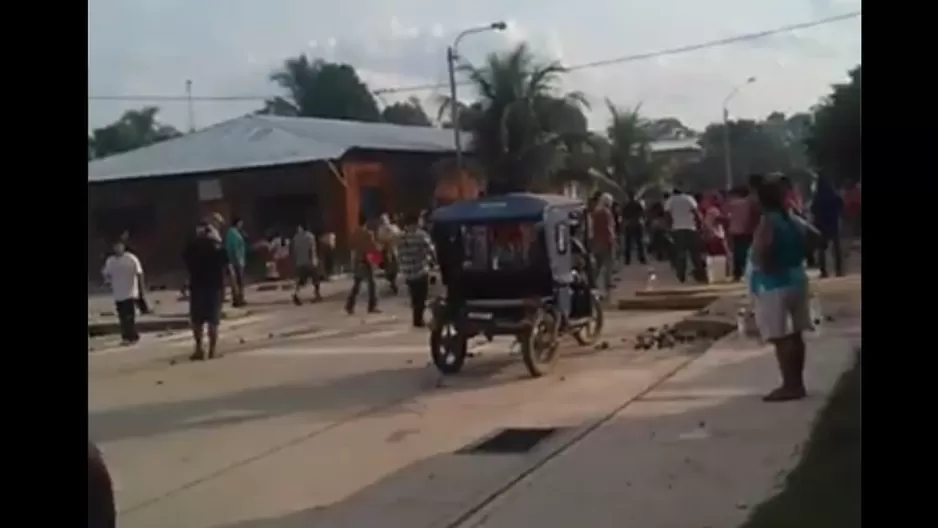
left=741, top=349, right=861, bottom=528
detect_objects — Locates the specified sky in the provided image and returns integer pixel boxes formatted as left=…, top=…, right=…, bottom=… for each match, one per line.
left=88, top=0, right=861, bottom=134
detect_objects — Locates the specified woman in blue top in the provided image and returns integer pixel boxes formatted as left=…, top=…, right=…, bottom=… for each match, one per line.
left=749, top=177, right=819, bottom=402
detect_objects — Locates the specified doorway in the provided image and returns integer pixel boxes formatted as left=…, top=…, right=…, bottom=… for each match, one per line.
left=359, top=186, right=385, bottom=222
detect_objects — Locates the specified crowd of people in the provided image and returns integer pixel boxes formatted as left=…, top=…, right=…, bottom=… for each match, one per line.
left=100, top=175, right=859, bottom=388
left=99, top=210, right=434, bottom=356
left=586, top=173, right=860, bottom=293
left=586, top=173, right=860, bottom=401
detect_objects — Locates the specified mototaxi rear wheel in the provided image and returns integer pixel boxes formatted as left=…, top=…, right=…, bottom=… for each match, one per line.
left=573, top=293, right=605, bottom=346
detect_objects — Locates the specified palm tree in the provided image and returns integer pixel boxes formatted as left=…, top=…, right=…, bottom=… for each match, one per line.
left=604, top=100, right=657, bottom=191
left=267, top=55, right=382, bottom=122
left=444, top=43, right=593, bottom=194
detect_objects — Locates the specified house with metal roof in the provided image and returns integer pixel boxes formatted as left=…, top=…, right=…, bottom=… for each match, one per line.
left=88, top=114, right=473, bottom=282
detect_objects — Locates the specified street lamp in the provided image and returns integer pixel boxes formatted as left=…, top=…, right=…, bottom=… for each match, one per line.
left=722, top=76, right=756, bottom=190
left=447, top=21, right=507, bottom=173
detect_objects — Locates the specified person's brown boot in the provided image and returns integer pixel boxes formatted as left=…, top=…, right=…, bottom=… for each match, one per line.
left=789, top=338, right=807, bottom=392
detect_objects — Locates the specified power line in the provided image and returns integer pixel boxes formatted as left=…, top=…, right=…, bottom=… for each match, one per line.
left=89, top=11, right=860, bottom=102
left=376, top=11, right=861, bottom=94
left=567, top=11, right=860, bottom=72
left=88, top=94, right=270, bottom=102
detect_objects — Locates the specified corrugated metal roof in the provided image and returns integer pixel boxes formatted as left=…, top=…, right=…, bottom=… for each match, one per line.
left=88, top=114, right=467, bottom=183
left=649, top=137, right=703, bottom=153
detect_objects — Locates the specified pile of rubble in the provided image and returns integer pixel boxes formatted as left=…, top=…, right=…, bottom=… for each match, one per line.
left=631, top=324, right=727, bottom=351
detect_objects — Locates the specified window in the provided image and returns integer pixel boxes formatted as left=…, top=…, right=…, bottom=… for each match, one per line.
left=461, top=223, right=540, bottom=271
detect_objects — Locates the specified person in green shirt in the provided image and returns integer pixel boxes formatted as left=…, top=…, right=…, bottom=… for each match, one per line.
left=224, top=217, right=247, bottom=307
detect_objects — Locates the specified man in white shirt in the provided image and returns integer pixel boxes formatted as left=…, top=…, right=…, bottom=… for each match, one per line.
left=101, top=240, right=144, bottom=344
left=377, top=214, right=403, bottom=294
left=664, top=188, right=705, bottom=283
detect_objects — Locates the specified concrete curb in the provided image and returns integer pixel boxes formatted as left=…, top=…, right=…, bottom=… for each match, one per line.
left=617, top=293, right=721, bottom=311
left=634, top=284, right=743, bottom=297
left=88, top=309, right=252, bottom=337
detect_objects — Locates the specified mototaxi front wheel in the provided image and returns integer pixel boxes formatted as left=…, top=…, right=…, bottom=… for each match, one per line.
left=430, top=322, right=467, bottom=375
left=521, top=309, right=560, bottom=378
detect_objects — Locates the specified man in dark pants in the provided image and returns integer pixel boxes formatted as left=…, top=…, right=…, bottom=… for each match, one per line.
left=664, top=188, right=706, bottom=283
left=102, top=239, right=143, bottom=345
left=621, top=190, right=647, bottom=265
left=291, top=224, right=322, bottom=304
left=811, top=175, right=845, bottom=277
left=184, top=222, right=229, bottom=360
left=118, top=230, right=151, bottom=314
left=396, top=212, right=436, bottom=327
left=345, top=216, right=379, bottom=314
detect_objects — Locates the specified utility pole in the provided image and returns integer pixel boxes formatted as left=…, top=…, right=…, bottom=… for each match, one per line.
left=721, top=77, right=756, bottom=190
left=186, top=79, right=195, bottom=133
left=446, top=22, right=507, bottom=174
left=446, top=46, right=463, bottom=173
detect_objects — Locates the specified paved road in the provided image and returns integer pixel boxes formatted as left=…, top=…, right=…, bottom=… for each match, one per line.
left=90, top=304, right=697, bottom=528
left=90, top=245, right=861, bottom=527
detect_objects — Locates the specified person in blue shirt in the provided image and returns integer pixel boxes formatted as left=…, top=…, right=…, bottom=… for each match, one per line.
left=749, top=177, right=819, bottom=402
left=810, top=175, right=845, bottom=277
left=224, top=217, right=247, bottom=307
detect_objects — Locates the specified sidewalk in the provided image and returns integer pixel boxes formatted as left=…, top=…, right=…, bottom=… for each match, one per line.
left=455, top=323, right=860, bottom=528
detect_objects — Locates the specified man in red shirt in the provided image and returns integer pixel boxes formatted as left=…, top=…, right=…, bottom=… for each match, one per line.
left=842, top=180, right=861, bottom=239
left=591, top=193, right=616, bottom=295
left=726, top=186, right=754, bottom=281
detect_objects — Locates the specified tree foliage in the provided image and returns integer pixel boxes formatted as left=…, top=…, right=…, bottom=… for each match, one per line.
left=448, top=43, right=594, bottom=193
left=672, top=112, right=813, bottom=191
left=805, top=65, right=861, bottom=184
left=89, top=107, right=182, bottom=160
left=604, top=101, right=653, bottom=189
left=598, top=104, right=698, bottom=193
left=265, top=55, right=382, bottom=122
left=88, top=45, right=856, bottom=200
left=381, top=97, right=432, bottom=126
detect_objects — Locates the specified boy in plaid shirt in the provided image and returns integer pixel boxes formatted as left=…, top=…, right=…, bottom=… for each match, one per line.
left=397, top=212, right=436, bottom=327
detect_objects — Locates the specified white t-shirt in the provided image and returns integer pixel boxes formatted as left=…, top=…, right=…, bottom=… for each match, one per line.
left=664, top=194, right=699, bottom=231
left=102, top=253, right=143, bottom=302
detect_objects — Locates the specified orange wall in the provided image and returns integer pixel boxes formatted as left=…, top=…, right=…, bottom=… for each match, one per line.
left=340, top=161, right=392, bottom=233
left=434, top=170, right=481, bottom=205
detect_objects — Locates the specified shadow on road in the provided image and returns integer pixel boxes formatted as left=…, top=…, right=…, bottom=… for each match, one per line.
left=89, top=352, right=521, bottom=444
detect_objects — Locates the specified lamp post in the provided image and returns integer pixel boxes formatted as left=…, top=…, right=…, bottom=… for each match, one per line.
left=722, top=76, right=756, bottom=190
left=185, top=79, right=195, bottom=133
left=447, top=21, right=507, bottom=173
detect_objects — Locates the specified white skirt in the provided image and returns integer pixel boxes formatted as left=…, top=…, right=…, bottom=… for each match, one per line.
left=752, top=284, right=814, bottom=341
